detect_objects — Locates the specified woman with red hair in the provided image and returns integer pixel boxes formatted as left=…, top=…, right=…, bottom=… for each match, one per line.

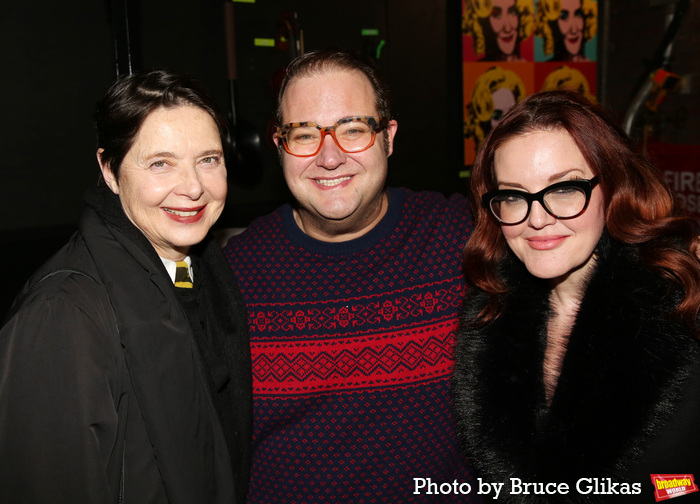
left=454, top=90, right=700, bottom=502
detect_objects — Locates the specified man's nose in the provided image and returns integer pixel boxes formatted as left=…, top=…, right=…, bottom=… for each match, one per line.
left=315, top=133, right=346, bottom=170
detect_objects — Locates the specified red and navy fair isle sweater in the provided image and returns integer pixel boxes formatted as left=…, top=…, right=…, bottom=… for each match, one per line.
left=224, top=188, right=481, bottom=503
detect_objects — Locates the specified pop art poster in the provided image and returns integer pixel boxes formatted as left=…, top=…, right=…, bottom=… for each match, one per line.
left=535, top=62, right=597, bottom=99
left=462, top=0, right=535, bottom=62
left=533, top=0, right=598, bottom=62
left=463, top=62, right=535, bottom=166
left=461, top=0, right=599, bottom=65
left=461, top=0, right=598, bottom=169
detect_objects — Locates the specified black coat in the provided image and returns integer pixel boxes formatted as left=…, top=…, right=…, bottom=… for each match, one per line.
left=0, top=185, right=252, bottom=503
left=454, top=237, right=700, bottom=503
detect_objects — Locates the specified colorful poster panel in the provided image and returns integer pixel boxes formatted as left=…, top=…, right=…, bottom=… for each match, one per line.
left=462, top=0, right=535, bottom=62
left=463, top=62, right=535, bottom=167
left=535, top=61, right=597, bottom=99
left=533, top=0, right=598, bottom=62
left=461, top=0, right=599, bottom=171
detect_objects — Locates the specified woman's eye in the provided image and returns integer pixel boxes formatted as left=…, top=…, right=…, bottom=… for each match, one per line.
left=151, top=160, right=167, bottom=168
left=201, top=156, right=218, bottom=164
left=552, top=187, right=577, bottom=195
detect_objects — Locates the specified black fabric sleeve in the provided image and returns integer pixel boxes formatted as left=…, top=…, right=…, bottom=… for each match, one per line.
left=0, top=275, right=122, bottom=504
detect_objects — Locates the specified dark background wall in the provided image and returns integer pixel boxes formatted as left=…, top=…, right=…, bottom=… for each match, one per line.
left=0, top=0, right=463, bottom=234
left=2, top=0, right=699, bottom=317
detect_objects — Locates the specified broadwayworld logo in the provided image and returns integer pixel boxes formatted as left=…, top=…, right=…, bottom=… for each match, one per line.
left=651, top=474, right=698, bottom=502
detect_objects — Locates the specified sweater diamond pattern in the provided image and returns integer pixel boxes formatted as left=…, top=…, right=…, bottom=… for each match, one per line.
left=224, top=189, right=480, bottom=503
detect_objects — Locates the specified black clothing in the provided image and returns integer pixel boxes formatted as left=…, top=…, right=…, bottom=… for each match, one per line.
left=454, top=236, right=700, bottom=503
left=0, top=184, right=252, bottom=503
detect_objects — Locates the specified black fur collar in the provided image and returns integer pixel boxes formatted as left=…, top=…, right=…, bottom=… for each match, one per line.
left=454, top=236, right=699, bottom=500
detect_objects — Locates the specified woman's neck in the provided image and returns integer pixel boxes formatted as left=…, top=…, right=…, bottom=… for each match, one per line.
left=543, top=294, right=579, bottom=405
left=542, top=257, right=596, bottom=405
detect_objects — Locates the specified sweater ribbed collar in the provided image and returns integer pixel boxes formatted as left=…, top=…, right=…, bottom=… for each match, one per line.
left=280, top=187, right=406, bottom=256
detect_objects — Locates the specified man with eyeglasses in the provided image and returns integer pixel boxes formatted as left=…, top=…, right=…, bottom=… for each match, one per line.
left=223, top=49, right=480, bottom=503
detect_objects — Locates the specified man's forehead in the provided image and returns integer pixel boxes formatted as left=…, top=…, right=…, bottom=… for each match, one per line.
left=290, top=67, right=368, bottom=85
left=280, top=69, right=377, bottom=124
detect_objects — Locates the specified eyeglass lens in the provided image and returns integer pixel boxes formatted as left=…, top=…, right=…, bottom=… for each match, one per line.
left=285, top=120, right=375, bottom=156
left=490, top=186, right=588, bottom=224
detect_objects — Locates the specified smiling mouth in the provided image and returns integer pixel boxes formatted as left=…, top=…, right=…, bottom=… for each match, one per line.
left=315, top=176, right=352, bottom=187
left=527, top=236, right=567, bottom=250
left=164, top=207, right=203, bottom=217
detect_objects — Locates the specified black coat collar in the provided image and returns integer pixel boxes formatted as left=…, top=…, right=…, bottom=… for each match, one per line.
left=82, top=183, right=252, bottom=502
left=454, top=236, right=699, bottom=496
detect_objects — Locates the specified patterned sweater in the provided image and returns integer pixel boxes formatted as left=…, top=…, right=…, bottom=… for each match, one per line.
left=224, top=187, right=480, bottom=503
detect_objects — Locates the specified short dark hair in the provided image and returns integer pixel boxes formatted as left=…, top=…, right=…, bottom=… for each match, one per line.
left=275, top=49, right=392, bottom=125
left=95, top=69, right=227, bottom=180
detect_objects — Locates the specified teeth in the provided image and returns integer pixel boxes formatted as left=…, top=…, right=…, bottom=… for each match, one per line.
left=165, top=208, right=198, bottom=217
left=315, top=176, right=351, bottom=187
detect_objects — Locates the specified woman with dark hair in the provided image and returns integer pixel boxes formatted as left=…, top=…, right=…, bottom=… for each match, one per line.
left=0, top=70, right=252, bottom=503
left=454, top=90, right=700, bottom=502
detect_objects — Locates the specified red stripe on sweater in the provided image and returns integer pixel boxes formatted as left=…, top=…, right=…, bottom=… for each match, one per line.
left=252, top=319, right=457, bottom=396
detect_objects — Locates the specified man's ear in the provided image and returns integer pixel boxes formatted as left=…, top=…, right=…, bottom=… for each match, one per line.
left=272, top=132, right=286, bottom=165
left=97, top=148, right=119, bottom=194
left=385, top=120, right=398, bottom=157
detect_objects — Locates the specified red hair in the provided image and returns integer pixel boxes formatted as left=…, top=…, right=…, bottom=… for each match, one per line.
left=464, top=90, right=700, bottom=333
